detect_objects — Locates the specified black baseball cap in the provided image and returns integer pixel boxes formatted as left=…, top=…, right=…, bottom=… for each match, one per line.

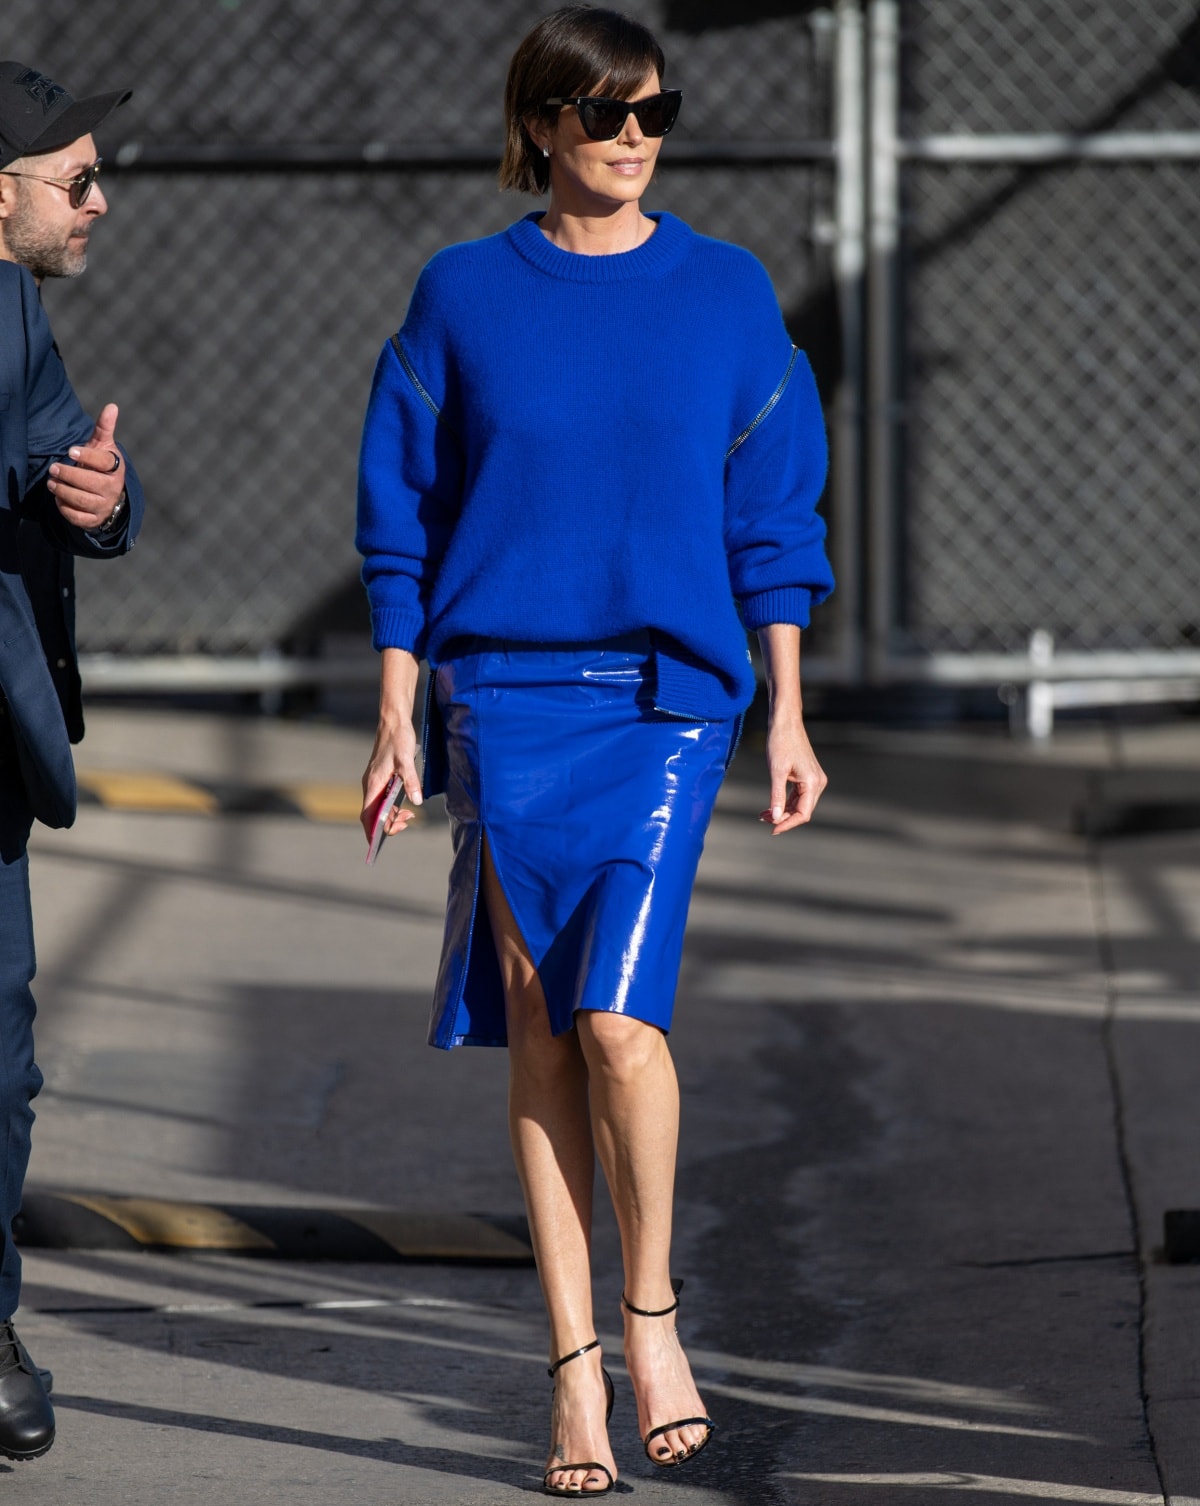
left=0, top=61, right=130, bottom=170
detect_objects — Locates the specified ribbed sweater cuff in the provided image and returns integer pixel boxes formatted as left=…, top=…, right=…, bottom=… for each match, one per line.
left=370, top=606, right=427, bottom=657
left=738, top=587, right=812, bottom=631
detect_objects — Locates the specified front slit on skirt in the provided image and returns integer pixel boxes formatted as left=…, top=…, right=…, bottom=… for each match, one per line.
left=425, top=634, right=738, bottom=1050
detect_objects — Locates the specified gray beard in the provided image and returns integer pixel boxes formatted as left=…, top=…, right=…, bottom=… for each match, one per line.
left=4, top=194, right=87, bottom=280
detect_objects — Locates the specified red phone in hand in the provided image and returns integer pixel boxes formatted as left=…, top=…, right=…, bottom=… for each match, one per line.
left=365, top=774, right=404, bottom=866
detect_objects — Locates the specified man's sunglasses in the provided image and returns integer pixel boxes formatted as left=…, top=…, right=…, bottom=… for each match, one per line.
left=544, top=90, right=682, bottom=142
left=0, top=158, right=103, bottom=208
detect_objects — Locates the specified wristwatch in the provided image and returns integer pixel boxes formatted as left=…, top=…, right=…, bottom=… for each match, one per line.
left=92, top=490, right=128, bottom=538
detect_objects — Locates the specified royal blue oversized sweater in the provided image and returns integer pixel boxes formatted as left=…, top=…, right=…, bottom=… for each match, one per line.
left=356, top=210, right=833, bottom=721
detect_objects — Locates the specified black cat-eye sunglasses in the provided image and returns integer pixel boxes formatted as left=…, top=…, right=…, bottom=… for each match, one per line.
left=544, top=90, right=682, bottom=142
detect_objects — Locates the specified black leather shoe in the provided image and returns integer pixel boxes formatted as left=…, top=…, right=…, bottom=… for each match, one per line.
left=0, top=1321, right=55, bottom=1460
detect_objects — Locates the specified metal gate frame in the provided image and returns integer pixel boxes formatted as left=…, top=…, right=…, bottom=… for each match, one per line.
left=862, top=0, right=1200, bottom=734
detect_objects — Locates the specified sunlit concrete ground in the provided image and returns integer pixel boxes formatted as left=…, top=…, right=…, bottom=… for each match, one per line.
left=1, top=705, right=1197, bottom=1504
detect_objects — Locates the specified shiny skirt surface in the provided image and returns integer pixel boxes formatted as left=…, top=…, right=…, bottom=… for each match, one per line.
left=428, top=636, right=737, bottom=1049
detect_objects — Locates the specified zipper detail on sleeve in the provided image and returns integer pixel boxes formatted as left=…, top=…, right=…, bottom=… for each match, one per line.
left=725, top=345, right=800, bottom=459
left=390, top=333, right=462, bottom=444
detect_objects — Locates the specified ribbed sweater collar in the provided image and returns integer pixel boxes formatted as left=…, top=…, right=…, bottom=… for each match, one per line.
left=505, top=210, right=692, bottom=282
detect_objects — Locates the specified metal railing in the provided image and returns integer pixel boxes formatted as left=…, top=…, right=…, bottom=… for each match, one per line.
left=862, top=0, right=1200, bottom=734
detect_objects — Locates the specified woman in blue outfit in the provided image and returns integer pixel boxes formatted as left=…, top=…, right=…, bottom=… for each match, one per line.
left=357, top=7, right=833, bottom=1495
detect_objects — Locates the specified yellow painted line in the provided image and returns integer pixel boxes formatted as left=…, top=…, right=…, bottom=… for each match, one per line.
left=77, top=770, right=218, bottom=815
left=281, top=781, right=364, bottom=824
left=351, top=1211, right=532, bottom=1260
left=63, top=1194, right=275, bottom=1251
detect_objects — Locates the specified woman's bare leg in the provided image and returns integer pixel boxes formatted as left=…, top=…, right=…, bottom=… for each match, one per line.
left=480, top=843, right=616, bottom=1492
left=576, top=1010, right=711, bottom=1463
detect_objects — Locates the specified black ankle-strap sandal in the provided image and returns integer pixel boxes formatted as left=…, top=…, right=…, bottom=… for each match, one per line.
left=542, top=1338, right=615, bottom=1497
left=621, top=1279, right=716, bottom=1468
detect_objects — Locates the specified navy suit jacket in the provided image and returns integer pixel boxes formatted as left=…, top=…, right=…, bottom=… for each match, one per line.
left=0, top=260, right=144, bottom=829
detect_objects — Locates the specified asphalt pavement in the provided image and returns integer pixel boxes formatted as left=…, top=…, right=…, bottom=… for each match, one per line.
left=4, top=703, right=1199, bottom=1505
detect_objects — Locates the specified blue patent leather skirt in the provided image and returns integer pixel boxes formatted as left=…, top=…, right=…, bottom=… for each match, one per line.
left=426, top=634, right=738, bottom=1050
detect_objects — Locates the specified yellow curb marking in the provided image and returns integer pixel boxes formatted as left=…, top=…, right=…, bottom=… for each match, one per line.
left=64, top=1194, right=275, bottom=1251
left=282, top=781, right=365, bottom=824
left=77, top=771, right=218, bottom=815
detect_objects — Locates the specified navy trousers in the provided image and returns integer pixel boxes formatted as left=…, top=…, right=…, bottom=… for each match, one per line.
left=0, top=708, right=41, bottom=1321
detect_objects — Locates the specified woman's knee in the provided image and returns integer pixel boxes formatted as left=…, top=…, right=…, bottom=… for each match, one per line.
left=577, top=1010, right=666, bottom=1082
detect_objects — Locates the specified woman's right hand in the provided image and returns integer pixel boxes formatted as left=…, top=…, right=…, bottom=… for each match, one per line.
left=360, top=649, right=424, bottom=841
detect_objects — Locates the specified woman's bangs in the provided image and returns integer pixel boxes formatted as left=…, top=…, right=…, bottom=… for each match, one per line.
left=557, top=16, right=665, bottom=103
left=588, top=39, right=664, bottom=99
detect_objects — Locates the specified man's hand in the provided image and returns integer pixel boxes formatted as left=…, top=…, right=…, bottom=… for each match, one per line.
left=46, top=402, right=126, bottom=530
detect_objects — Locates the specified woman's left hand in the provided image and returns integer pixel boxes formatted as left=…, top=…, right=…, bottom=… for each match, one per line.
left=759, top=711, right=827, bottom=835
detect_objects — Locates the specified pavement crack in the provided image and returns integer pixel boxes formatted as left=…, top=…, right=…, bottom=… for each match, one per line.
left=1087, top=792, right=1169, bottom=1506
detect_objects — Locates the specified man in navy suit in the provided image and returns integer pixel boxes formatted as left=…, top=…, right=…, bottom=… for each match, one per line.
left=0, top=61, right=145, bottom=1460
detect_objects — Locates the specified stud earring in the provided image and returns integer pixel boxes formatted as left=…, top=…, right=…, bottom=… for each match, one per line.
left=543, top=146, right=550, bottom=158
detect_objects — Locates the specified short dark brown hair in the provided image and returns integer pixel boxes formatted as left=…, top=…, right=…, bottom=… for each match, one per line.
left=500, top=6, right=668, bottom=195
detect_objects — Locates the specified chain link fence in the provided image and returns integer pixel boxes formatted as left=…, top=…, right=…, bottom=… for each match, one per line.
left=903, top=159, right=1200, bottom=656
left=905, top=4, right=1199, bottom=135
left=9, top=0, right=837, bottom=659
left=10, top=1, right=1199, bottom=689
left=896, top=0, right=1200, bottom=659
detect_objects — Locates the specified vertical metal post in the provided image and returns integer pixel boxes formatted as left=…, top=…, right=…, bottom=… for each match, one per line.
left=832, top=0, right=866, bottom=680
left=1025, top=629, right=1055, bottom=741
left=867, top=0, right=901, bottom=679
